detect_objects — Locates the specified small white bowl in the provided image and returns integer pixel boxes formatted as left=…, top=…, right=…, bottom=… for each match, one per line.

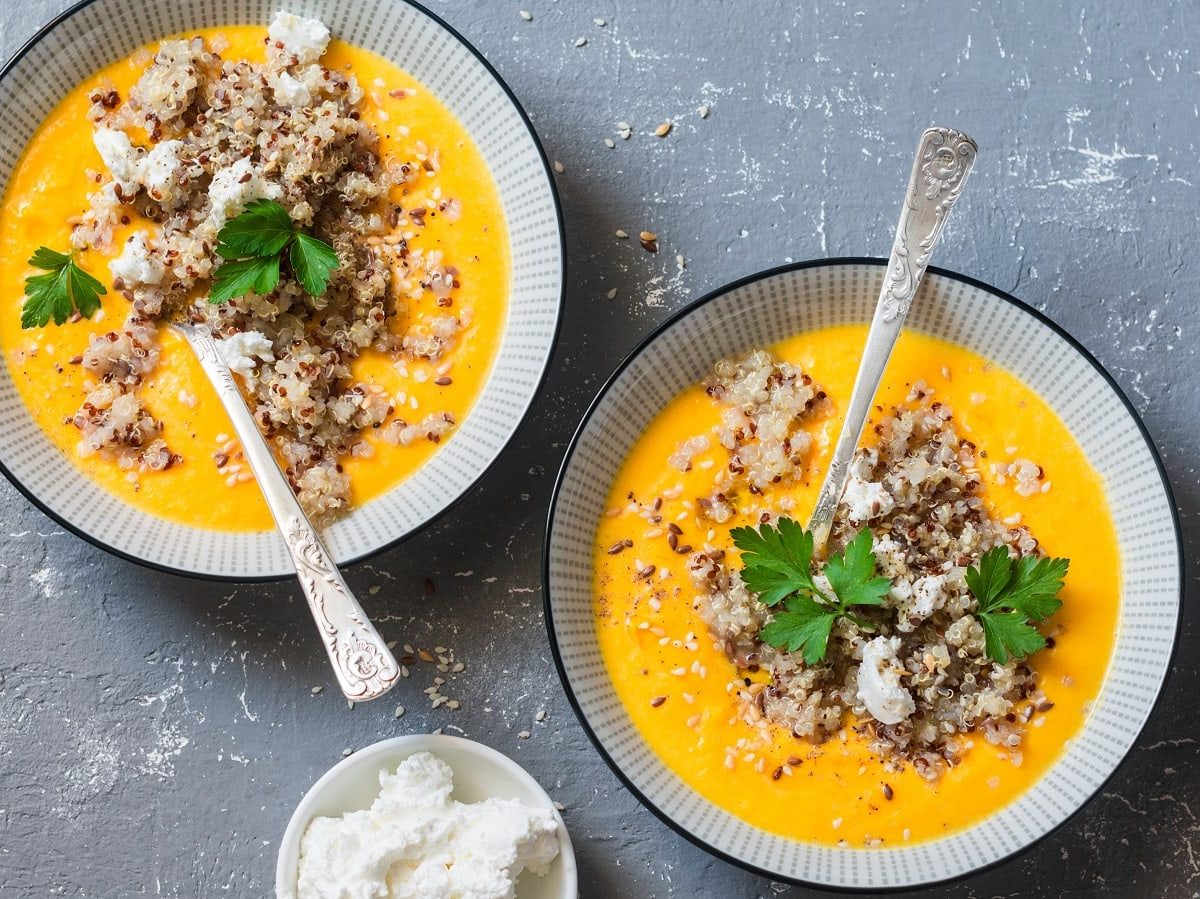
left=275, top=735, right=577, bottom=899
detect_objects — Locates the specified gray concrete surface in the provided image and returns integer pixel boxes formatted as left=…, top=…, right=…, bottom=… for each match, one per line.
left=1, top=1, right=1197, bottom=896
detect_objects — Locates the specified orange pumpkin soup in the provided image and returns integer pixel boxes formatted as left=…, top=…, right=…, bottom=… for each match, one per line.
left=0, top=24, right=508, bottom=531
left=593, top=325, right=1119, bottom=847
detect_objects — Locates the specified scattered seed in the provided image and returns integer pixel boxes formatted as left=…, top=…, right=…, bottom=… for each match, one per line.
left=552, top=159, right=565, bottom=173
left=650, top=695, right=667, bottom=708
left=447, top=699, right=460, bottom=710
left=310, top=685, right=323, bottom=695
left=593, top=17, right=606, bottom=26
left=699, top=104, right=710, bottom=118
left=536, top=709, right=547, bottom=722
left=419, top=649, right=435, bottom=662
left=882, top=783, right=894, bottom=800
left=347, top=700, right=355, bottom=710
left=553, top=800, right=566, bottom=811
left=341, top=747, right=353, bottom=757
left=654, top=121, right=672, bottom=137
left=394, top=705, right=406, bottom=718
left=1037, top=700, right=1055, bottom=713
left=519, top=9, right=532, bottom=20
left=518, top=730, right=531, bottom=739
left=605, top=288, right=618, bottom=300
left=604, top=138, right=615, bottom=148
left=573, top=36, right=587, bottom=47
left=607, top=541, right=627, bottom=554
left=434, top=376, right=453, bottom=386
left=772, top=766, right=783, bottom=781
left=615, top=229, right=629, bottom=238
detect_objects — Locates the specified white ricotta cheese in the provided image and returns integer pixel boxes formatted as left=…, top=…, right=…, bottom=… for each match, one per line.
left=273, top=70, right=312, bottom=107
left=218, top=331, right=275, bottom=384
left=909, top=574, right=947, bottom=619
left=297, top=752, right=560, bottom=899
left=840, top=472, right=895, bottom=524
left=109, top=233, right=164, bottom=287
left=139, top=139, right=186, bottom=203
left=269, top=11, right=331, bottom=64
left=207, top=157, right=284, bottom=227
left=93, top=128, right=141, bottom=193
left=856, top=636, right=916, bottom=726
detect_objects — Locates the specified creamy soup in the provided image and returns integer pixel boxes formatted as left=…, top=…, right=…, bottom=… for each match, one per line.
left=593, top=325, right=1119, bottom=847
left=0, top=25, right=508, bottom=531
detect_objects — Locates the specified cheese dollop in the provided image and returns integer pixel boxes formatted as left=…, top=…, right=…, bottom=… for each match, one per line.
left=856, top=636, right=916, bottom=725
left=296, top=751, right=561, bottom=899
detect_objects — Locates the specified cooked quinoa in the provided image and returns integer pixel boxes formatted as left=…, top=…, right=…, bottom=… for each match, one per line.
left=68, top=13, right=467, bottom=518
left=683, top=350, right=1054, bottom=780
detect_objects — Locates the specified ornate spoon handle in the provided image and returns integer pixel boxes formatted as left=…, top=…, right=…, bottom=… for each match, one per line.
left=173, top=323, right=401, bottom=701
left=808, top=127, right=977, bottom=553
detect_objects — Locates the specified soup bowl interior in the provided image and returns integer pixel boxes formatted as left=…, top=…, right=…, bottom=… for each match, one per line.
left=0, top=0, right=562, bottom=578
left=544, top=259, right=1181, bottom=890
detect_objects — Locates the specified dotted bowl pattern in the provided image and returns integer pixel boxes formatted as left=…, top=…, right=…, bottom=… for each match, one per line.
left=0, top=0, right=563, bottom=578
left=545, top=261, right=1181, bottom=890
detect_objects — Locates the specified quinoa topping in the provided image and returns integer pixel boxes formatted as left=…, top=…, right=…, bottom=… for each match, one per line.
left=68, top=15, right=469, bottom=517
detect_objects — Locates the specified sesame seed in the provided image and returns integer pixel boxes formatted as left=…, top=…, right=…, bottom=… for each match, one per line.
left=605, top=288, right=618, bottom=299
left=654, top=121, right=672, bottom=137
left=574, top=37, right=587, bottom=47
left=594, top=17, right=607, bottom=26
left=650, top=695, right=667, bottom=708
left=604, top=138, right=615, bottom=148
left=310, top=685, right=323, bottom=694
left=341, top=747, right=353, bottom=757
left=517, top=730, right=531, bottom=739
left=536, top=709, right=547, bottom=722
left=519, top=9, right=532, bottom=20
left=615, top=229, right=629, bottom=238
left=552, top=159, right=565, bottom=173
left=394, top=705, right=405, bottom=718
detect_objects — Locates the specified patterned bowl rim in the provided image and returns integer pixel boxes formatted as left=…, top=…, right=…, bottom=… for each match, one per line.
left=0, top=0, right=566, bottom=583
left=542, top=256, right=1184, bottom=892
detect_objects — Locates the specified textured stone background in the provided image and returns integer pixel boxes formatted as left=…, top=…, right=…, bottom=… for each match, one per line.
left=1, top=1, right=1196, bottom=897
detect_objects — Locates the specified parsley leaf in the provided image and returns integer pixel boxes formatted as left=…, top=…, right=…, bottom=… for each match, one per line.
left=289, top=233, right=340, bottom=297
left=216, top=198, right=296, bottom=259
left=968, top=546, right=1068, bottom=664
left=209, top=200, right=339, bottom=304
left=759, top=595, right=836, bottom=665
left=979, top=610, right=1049, bottom=665
left=731, top=517, right=817, bottom=607
left=735, top=519, right=886, bottom=663
left=210, top=256, right=281, bottom=305
left=823, top=528, right=891, bottom=608
left=20, top=247, right=107, bottom=329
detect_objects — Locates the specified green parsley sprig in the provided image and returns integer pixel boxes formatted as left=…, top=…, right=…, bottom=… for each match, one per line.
left=966, top=546, right=1068, bottom=664
left=210, top=199, right=340, bottom=304
left=732, top=518, right=1067, bottom=667
left=20, top=247, right=107, bottom=329
left=732, top=520, right=890, bottom=664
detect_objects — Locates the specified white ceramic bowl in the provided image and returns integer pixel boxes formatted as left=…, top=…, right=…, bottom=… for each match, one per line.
left=0, top=0, right=563, bottom=578
left=544, top=259, right=1182, bottom=891
left=275, top=734, right=578, bottom=899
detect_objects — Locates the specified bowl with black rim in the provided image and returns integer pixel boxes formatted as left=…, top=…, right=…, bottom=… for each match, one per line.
left=0, top=0, right=563, bottom=579
left=543, top=258, right=1181, bottom=891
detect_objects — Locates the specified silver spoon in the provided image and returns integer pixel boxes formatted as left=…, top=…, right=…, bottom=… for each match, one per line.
left=808, top=126, right=977, bottom=554
left=173, top=322, right=401, bottom=702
